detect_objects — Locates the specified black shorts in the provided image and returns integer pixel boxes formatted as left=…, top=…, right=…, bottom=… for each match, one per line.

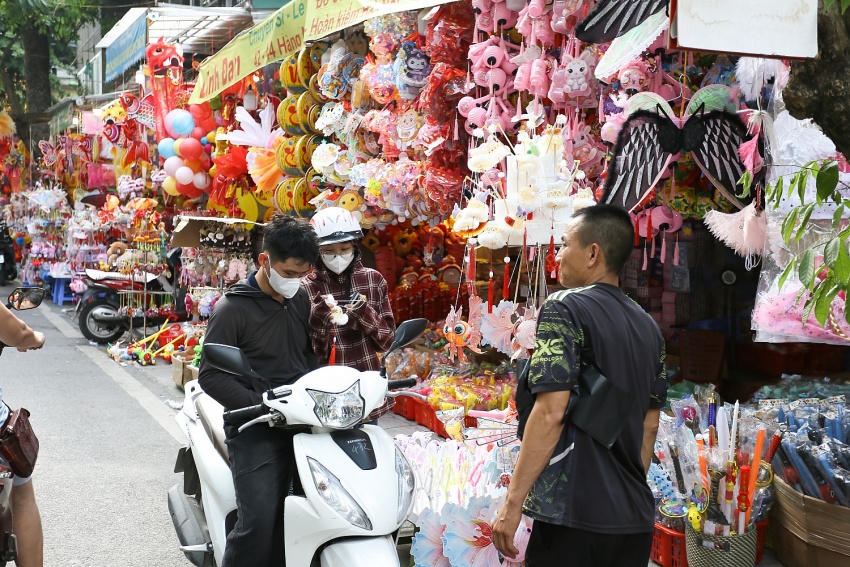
left=526, top=521, right=653, bottom=567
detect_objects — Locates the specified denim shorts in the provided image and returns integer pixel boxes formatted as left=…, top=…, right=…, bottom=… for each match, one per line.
left=0, top=453, right=31, bottom=487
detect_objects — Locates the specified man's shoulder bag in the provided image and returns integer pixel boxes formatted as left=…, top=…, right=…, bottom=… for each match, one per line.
left=0, top=407, right=40, bottom=478
left=516, top=346, right=635, bottom=449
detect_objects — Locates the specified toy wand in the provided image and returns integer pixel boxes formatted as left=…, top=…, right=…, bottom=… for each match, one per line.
left=746, top=429, right=765, bottom=525
left=738, top=465, right=750, bottom=534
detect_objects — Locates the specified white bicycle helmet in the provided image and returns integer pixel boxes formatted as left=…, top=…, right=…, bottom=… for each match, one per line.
left=310, top=207, right=364, bottom=245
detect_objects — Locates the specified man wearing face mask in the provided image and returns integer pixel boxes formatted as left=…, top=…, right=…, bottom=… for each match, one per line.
left=198, top=215, right=319, bottom=567
left=303, top=207, right=395, bottom=371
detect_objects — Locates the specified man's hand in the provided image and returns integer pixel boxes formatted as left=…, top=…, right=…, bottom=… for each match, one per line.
left=492, top=498, right=523, bottom=559
left=17, top=331, right=45, bottom=352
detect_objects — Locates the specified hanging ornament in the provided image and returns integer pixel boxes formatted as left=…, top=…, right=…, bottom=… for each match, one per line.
left=466, top=238, right=478, bottom=297
left=487, top=271, right=494, bottom=313
left=502, top=256, right=511, bottom=301
left=545, top=235, right=557, bottom=278
left=674, top=234, right=680, bottom=266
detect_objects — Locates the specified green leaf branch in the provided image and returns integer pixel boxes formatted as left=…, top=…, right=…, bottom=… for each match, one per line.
left=766, top=159, right=850, bottom=328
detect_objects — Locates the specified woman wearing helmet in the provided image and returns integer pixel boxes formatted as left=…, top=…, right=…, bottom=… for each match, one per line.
left=303, top=207, right=395, bottom=371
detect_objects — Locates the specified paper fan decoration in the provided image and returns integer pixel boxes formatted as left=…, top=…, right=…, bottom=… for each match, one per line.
left=411, top=507, right=451, bottom=567
left=220, top=104, right=280, bottom=148
left=595, top=9, right=669, bottom=80
left=441, top=497, right=533, bottom=566
left=247, top=136, right=285, bottom=195
left=480, top=300, right=517, bottom=355
left=441, top=501, right=501, bottom=567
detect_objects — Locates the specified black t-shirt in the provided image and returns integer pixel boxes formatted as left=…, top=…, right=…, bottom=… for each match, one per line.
left=522, top=283, right=667, bottom=534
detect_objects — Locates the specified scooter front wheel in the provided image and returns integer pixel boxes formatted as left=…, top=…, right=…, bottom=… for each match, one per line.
left=79, top=298, right=125, bottom=343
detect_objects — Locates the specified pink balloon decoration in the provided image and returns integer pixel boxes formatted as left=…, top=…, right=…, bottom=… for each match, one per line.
left=191, top=127, right=207, bottom=140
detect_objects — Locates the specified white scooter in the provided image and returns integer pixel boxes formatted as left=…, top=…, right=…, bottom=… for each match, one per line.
left=167, top=319, right=427, bottom=567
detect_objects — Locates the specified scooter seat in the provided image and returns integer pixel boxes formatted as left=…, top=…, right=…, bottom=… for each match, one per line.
left=195, top=394, right=230, bottom=465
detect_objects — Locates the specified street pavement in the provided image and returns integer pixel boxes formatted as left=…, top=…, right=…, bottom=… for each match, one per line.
left=0, top=283, right=787, bottom=566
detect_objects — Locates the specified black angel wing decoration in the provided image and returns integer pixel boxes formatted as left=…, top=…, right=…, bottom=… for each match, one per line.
left=576, top=0, right=669, bottom=44
left=602, top=87, right=753, bottom=213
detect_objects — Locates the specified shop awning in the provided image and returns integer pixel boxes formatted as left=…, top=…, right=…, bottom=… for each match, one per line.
left=97, top=8, right=148, bottom=83
left=190, top=0, right=459, bottom=104
left=147, top=4, right=255, bottom=57
left=96, top=5, right=256, bottom=83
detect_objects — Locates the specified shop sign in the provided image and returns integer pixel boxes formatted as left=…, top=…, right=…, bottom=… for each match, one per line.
left=670, top=0, right=817, bottom=58
left=105, top=11, right=148, bottom=83
left=190, top=0, right=458, bottom=104
left=191, top=0, right=307, bottom=104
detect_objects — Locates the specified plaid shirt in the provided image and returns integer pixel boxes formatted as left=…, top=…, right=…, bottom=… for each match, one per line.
left=302, top=257, right=395, bottom=371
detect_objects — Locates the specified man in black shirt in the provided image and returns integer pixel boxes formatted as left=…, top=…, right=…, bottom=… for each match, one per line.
left=494, top=205, right=667, bottom=566
left=199, top=215, right=319, bottom=567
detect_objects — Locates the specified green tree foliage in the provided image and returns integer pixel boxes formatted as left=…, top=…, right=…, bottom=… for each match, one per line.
left=0, top=0, right=99, bottom=123
left=766, top=161, right=850, bottom=328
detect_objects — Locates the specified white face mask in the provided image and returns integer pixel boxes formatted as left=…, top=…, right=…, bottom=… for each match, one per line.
left=322, top=252, right=355, bottom=274
left=264, top=263, right=301, bottom=298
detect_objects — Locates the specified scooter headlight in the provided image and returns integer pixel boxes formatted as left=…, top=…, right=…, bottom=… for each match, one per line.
left=395, top=447, right=415, bottom=524
left=307, top=457, right=372, bottom=531
left=307, top=381, right=365, bottom=428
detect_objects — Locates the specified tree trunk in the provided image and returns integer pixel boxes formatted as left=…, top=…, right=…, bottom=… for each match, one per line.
left=784, top=3, right=850, bottom=157
left=0, top=64, right=24, bottom=119
left=21, top=17, right=51, bottom=144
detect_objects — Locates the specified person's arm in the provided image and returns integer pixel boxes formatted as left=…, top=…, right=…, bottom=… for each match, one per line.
left=307, top=292, right=333, bottom=365
left=0, top=303, right=44, bottom=351
left=347, top=274, right=395, bottom=352
left=493, top=390, right=570, bottom=558
left=643, top=342, right=668, bottom=472
left=642, top=408, right=661, bottom=473
left=198, top=299, right=261, bottom=410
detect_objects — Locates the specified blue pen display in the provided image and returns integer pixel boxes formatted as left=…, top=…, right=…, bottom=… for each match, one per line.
left=782, top=438, right=821, bottom=499
left=815, top=452, right=849, bottom=507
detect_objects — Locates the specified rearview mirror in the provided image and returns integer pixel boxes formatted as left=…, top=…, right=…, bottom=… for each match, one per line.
left=386, top=318, right=428, bottom=357
left=203, top=344, right=262, bottom=380
left=7, top=287, right=46, bottom=311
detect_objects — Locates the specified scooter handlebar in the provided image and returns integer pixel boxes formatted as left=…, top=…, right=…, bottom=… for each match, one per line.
left=387, top=378, right=417, bottom=390
left=223, top=404, right=267, bottom=424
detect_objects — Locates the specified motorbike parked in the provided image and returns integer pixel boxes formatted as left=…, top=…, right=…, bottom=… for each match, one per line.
left=76, top=247, right=187, bottom=344
left=168, top=318, right=428, bottom=567
left=0, top=286, right=46, bottom=567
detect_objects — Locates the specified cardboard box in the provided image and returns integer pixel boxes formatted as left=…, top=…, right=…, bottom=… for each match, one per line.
left=187, top=364, right=200, bottom=384
left=772, top=476, right=850, bottom=567
left=172, top=356, right=186, bottom=389
left=171, top=351, right=196, bottom=390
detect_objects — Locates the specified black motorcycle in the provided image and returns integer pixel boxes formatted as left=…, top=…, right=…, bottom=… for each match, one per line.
left=75, top=247, right=188, bottom=344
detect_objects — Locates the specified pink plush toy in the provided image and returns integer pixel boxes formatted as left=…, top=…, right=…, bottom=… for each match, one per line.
left=528, top=57, right=551, bottom=98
